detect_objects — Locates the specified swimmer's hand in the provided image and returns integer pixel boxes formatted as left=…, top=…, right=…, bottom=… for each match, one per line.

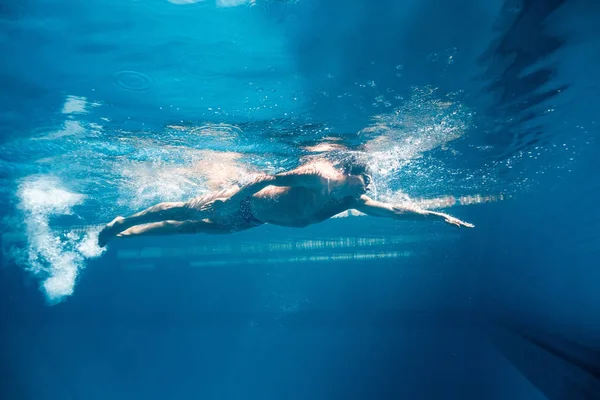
left=200, top=198, right=239, bottom=217
left=441, top=214, right=475, bottom=228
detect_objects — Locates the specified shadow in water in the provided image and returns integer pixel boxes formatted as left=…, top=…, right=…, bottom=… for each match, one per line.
left=475, top=0, right=569, bottom=158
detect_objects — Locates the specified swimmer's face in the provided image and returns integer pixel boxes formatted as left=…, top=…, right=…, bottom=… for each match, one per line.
left=345, top=173, right=372, bottom=196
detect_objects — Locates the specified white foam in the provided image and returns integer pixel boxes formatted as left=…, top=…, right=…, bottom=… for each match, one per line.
left=360, top=87, right=472, bottom=202
left=33, top=120, right=86, bottom=141
left=16, top=176, right=104, bottom=305
left=117, top=149, right=257, bottom=208
left=61, top=95, right=88, bottom=115
left=77, top=230, right=105, bottom=258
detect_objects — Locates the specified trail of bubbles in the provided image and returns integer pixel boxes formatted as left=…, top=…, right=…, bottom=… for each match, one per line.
left=13, top=175, right=104, bottom=305
left=359, top=87, right=473, bottom=201
left=115, top=147, right=261, bottom=209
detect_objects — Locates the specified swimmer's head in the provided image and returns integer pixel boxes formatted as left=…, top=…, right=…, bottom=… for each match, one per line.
left=338, top=155, right=374, bottom=196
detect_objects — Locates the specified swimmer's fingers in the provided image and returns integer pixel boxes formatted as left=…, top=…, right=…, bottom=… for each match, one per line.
left=450, top=220, right=461, bottom=228
left=444, top=216, right=475, bottom=228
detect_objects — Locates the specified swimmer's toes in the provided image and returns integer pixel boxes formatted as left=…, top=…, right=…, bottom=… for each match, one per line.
left=98, top=216, right=125, bottom=248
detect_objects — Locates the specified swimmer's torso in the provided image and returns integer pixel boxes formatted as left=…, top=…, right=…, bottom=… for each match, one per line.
left=249, top=186, right=354, bottom=227
left=246, top=161, right=350, bottom=227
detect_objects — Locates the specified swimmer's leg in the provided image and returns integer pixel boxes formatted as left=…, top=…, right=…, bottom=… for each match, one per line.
left=98, top=187, right=244, bottom=247
left=115, top=219, right=251, bottom=238
left=98, top=201, right=205, bottom=247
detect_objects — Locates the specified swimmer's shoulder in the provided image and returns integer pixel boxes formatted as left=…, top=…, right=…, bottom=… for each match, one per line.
left=296, top=160, right=342, bottom=178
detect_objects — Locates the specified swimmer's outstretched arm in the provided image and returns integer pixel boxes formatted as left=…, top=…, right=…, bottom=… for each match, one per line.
left=354, top=195, right=474, bottom=228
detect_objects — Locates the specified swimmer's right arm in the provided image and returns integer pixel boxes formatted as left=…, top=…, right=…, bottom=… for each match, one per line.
left=354, top=195, right=475, bottom=228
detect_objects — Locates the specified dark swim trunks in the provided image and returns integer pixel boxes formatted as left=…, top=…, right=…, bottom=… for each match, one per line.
left=239, top=197, right=264, bottom=227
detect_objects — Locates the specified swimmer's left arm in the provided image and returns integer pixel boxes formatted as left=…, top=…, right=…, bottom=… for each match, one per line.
left=354, top=195, right=474, bottom=228
left=233, top=172, right=326, bottom=199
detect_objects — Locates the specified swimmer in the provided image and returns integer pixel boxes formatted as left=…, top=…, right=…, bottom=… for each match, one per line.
left=98, top=157, right=474, bottom=247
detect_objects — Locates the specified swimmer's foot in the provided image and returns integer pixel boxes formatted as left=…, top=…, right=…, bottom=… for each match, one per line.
left=98, top=216, right=125, bottom=248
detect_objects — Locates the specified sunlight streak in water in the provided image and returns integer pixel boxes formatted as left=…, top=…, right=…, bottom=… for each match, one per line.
left=14, top=176, right=104, bottom=304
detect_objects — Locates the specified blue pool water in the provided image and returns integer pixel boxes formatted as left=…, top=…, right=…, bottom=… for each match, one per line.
left=1, top=0, right=599, bottom=399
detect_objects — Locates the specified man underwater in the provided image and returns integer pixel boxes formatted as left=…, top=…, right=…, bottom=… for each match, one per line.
left=98, top=158, right=473, bottom=247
